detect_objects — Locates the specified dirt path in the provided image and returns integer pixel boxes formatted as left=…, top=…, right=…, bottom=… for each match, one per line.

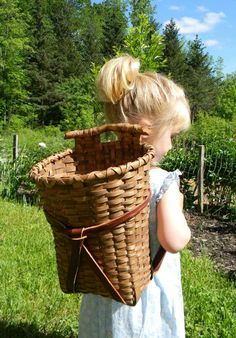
left=185, top=212, right=236, bottom=281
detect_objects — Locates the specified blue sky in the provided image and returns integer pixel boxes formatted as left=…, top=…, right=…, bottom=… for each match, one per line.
left=154, top=0, right=236, bottom=75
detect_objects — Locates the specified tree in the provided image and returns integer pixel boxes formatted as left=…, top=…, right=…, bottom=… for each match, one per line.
left=118, top=14, right=165, bottom=72
left=162, top=19, right=187, bottom=84
left=0, top=0, right=31, bottom=125
left=26, top=0, right=59, bottom=125
left=57, top=77, right=95, bottom=131
left=214, top=73, right=236, bottom=120
left=77, top=0, right=128, bottom=67
left=78, top=1, right=104, bottom=68
left=129, top=0, right=156, bottom=28
left=57, top=63, right=103, bottom=130
left=185, top=35, right=220, bottom=121
left=48, top=0, right=82, bottom=77
left=26, top=0, right=83, bottom=125
left=98, top=0, right=127, bottom=58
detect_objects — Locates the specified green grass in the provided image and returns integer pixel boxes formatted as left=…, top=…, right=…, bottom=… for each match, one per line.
left=0, top=199, right=235, bottom=337
left=0, top=199, right=80, bottom=338
left=182, top=250, right=236, bottom=338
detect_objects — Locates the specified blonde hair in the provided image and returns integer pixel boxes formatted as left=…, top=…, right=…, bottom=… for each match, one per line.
left=96, top=55, right=191, bottom=137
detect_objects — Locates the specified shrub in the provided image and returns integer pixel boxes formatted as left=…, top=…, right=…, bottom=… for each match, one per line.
left=0, top=147, right=51, bottom=202
left=161, top=115, right=236, bottom=219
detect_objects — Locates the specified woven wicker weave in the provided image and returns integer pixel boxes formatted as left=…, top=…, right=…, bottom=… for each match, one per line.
left=31, top=123, right=156, bottom=306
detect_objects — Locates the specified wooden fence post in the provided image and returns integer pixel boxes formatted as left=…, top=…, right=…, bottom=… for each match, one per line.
left=198, top=145, right=205, bottom=214
left=13, top=134, right=19, bottom=160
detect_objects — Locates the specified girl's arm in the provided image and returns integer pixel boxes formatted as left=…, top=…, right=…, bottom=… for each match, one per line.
left=157, top=182, right=191, bottom=253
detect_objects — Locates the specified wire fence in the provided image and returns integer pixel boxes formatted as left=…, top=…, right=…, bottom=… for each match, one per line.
left=161, top=139, right=236, bottom=221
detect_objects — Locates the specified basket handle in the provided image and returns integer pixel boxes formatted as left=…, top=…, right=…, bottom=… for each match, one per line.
left=64, top=123, right=150, bottom=140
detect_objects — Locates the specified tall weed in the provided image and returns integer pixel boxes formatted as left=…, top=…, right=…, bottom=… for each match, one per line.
left=0, top=127, right=73, bottom=201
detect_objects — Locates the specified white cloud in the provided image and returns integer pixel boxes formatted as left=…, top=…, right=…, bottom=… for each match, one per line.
left=169, top=5, right=181, bottom=11
left=197, top=6, right=208, bottom=13
left=174, top=12, right=226, bottom=34
left=204, top=39, right=219, bottom=47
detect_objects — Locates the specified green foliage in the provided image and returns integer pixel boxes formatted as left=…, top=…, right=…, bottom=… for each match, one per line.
left=48, top=0, right=82, bottom=77
left=0, top=150, right=37, bottom=200
left=129, top=0, right=155, bottom=28
left=26, top=0, right=83, bottom=125
left=189, top=115, right=236, bottom=192
left=0, top=0, right=31, bottom=123
left=57, top=63, right=104, bottom=131
left=26, top=0, right=63, bottom=125
left=214, top=73, right=236, bottom=120
left=78, top=2, right=105, bottom=68
left=0, top=126, right=72, bottom=201
left=0, top=125, right=68, bottom=156
left=0, top=0, right=232, bottom=128
left=117, top=13, right=166, bottom=72
left=161, top=136, right=199, bottom=210
left=162, top=19, right=187, bottom=84
left=98, top=0, right=128, bottom=58
left=5, top=115, right=27, bottom=131
left=57, top=77, right=96, bottom=131
left=161, top=115, right=236, bottom=218
left=1, top=147, right=44, bottom=201
left=182, top=250, right=236, bottom=337
left=185, top=36, right=220, bottom=121
left=187, top=113, right=235, bottom=141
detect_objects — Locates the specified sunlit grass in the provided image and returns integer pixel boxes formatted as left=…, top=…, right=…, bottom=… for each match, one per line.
left=0, top=199, right=80, bottom=337
left=182, top=250, right=236, bottom=337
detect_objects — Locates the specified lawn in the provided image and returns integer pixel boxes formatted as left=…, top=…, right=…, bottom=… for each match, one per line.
left=0, top=199, right=80, bottom=338
left=0, top=199, right=235, bottom=337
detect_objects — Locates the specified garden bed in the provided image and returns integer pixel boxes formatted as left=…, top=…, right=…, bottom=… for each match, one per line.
left=186, top=212, right=236, bottom=281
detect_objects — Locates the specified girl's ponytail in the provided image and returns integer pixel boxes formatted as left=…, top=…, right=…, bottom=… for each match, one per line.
left=96, top=55, right=140, bottom=104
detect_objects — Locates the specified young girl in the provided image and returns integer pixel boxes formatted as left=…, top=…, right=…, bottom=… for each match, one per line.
left=78, top=55, right=191, bottom=338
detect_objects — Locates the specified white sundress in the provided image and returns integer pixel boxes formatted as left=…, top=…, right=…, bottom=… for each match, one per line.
left=78, top=168, right=185, bottom=338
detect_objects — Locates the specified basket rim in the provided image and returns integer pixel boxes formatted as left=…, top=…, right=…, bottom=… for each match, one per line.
left=64, top=123, right=150, bottom=139
left=30, top=144, right=155, bottom=185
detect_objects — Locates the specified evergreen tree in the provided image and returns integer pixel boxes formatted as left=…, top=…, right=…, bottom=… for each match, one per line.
left=48, top=0, right=82, bottom=77
left=98, top=0, right=127, bottom=58
left=0, top=0, right=30, bottom=125
left=185, top=35, right=219, bottom=121
left=78, top=1, right=104, bottom=68
left=27, top=0, right=59, bottom=125
left=26, top=0, right=83, bottom=125
left=163, top=19, right=187, bottom=85
left=129, top=0, right=155, bottom=28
